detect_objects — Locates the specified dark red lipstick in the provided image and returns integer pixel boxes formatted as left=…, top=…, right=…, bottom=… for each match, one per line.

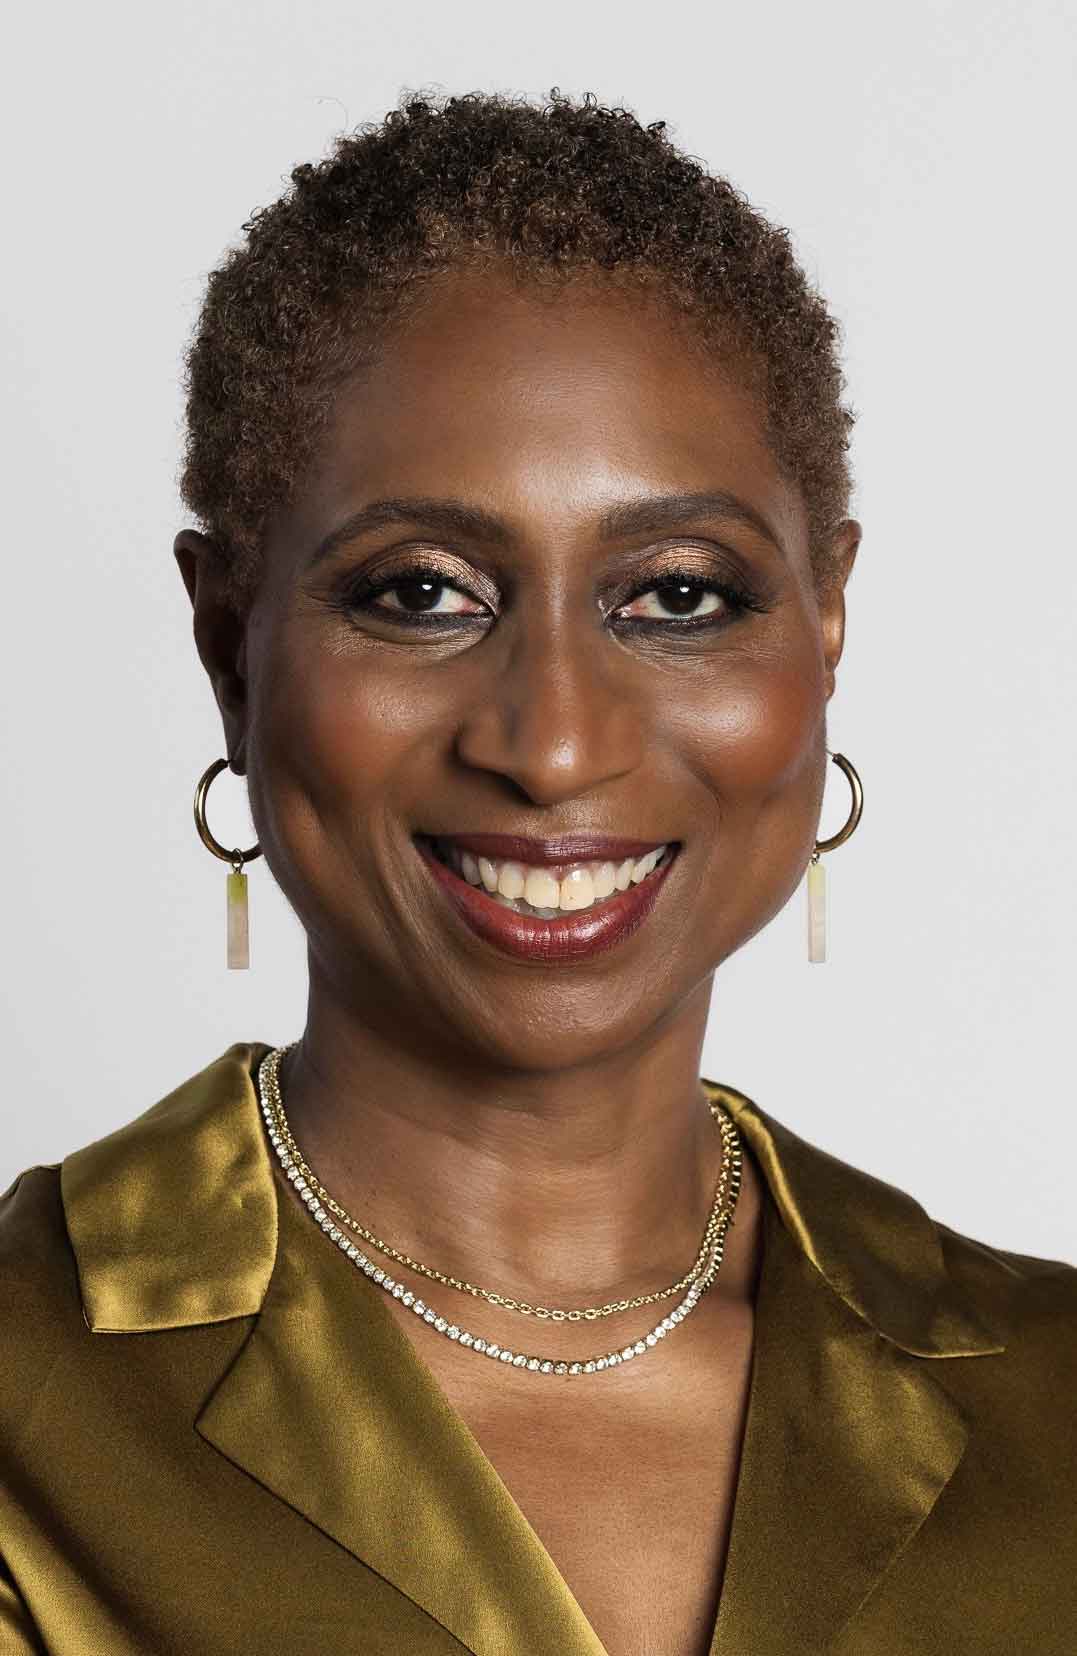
left=413, top=835, right=679, bottom=963
left=424, top=832, right=668, bottom=869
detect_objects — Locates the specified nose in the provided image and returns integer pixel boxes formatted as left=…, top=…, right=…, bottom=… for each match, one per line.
left=453, top=614, right=647, bottom=807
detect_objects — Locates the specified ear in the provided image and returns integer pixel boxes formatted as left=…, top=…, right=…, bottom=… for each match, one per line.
left=174, top=530, right=251, bottom=773
left=818, top=519, right=861, bottom=701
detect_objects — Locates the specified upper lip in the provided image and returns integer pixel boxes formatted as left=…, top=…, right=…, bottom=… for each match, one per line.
left=417, top=832, right=675, bottom=867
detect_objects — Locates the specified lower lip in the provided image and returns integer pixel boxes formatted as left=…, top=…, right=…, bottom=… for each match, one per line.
left=414, top=840, right=678, bottom=963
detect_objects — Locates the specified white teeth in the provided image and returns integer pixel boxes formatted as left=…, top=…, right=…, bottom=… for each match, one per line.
left=559, top=868, right=595, bottom=910
left=523, top=868, right=561, bottom=909
left=631, top=849, right=660, bottom=884
left=432, top=840, right=671, bottom=918
left=496, top=861, right=526, bottom=900
left=593, top=862, right=617, bottom=900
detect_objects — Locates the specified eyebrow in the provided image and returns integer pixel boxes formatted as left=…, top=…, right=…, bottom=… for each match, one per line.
left=307, top=488, right=784, bottom=567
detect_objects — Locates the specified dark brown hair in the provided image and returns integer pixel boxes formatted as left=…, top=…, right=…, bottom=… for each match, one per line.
left=179, top=87, right=855, bottom=611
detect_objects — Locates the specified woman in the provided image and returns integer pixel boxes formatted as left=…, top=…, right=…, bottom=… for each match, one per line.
left=1, top=89, right=1074, bottom=1656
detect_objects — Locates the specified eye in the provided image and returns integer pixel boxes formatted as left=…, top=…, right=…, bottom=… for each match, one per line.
left=611, top=568, right=764, bottom=631
left=367, top=575, right=489, bottom=620
left=331, top=565, right=493, bottom=627
left=616, top=578, right=730, bottom=624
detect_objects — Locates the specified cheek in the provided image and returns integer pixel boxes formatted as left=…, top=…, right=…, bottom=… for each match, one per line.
left=246, top=634, right=456, bottom=952
left=245, top=639, right=419, bottom=913
left=662, top=644, right=826, bottom=942
left=257, top=643, right=443, bottom=810
left=669, top=649, right=825, bottom=801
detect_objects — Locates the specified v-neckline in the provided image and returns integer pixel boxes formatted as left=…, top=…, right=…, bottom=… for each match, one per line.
left=269, top=1148, right=778, bottom=1656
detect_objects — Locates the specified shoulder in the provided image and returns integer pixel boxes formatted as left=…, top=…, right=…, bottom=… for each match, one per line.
left=0, top=1039, right=275, bottom=1372
left=712, top=1076, right=1076, bottom=1374
left=907, top=1216, right=1077, bottom=1555
left=0, top=1161, right=78, bottom=1310
left=935, top=1215, right=1077, bottom=1370
left=0, top=1163, right=84, bottom=1437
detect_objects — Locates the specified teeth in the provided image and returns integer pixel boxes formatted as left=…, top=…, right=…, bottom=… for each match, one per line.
left=631, top=849, right=661, bottom=884
left=497, top=862, right=526, bottom=900
left=559, top=868, right=594, bottom=911
left=432, top=840, right=671, bottom=918
left=593, top=863, right=617, bottom=900
left=523, top=868, right=560, bottom=909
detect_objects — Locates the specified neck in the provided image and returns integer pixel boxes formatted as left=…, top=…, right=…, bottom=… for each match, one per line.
left=275, top=969, right=764, bottom=1311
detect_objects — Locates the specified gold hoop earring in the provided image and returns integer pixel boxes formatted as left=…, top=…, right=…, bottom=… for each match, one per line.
left=807, top=750, right=863, bottom=963
left=194, top=758, right=262, bottom=969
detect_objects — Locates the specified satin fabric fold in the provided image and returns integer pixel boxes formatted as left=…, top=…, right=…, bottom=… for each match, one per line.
left=0, top=1041, right=1074, bottom=1654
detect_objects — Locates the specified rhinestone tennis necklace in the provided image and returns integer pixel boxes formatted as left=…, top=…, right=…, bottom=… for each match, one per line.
left=260, top=1043, right=737, bottom=1322
left=257, top=1046, right=743, bottom=1378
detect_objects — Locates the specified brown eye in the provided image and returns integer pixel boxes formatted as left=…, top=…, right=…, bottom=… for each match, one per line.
left=617, top=580, right=728, bottom=622
left=373, top=577, right=486, bottom=618
left=335, top=564, right=494, bottom=626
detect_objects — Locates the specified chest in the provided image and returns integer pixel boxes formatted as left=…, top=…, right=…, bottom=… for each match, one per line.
left=402, top=1296, right=757, bottom=1656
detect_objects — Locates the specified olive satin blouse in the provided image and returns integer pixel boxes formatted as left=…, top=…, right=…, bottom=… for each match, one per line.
left=1, top=1043, right=1075, bottom=1654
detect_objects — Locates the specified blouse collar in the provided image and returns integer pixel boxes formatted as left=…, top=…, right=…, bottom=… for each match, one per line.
left=60, top=1040, right=1002, bottom=1358
left=58, top=1041, right=1008, bottom=1656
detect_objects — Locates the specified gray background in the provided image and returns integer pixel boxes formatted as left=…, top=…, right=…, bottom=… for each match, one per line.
left=2, top=1, right=1074, bottom=1259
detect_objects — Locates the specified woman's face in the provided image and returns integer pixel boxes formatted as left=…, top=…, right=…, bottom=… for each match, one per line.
left=185, top=267, right=857, bottom=1071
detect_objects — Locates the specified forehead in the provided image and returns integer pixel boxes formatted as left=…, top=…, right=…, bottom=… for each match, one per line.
left=287, top=266, right=808, bottom=566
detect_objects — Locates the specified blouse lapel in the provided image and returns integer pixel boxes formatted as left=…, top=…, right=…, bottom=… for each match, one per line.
left=195, top=1163, right=607, bottom=1656
left=61, top=1047, right=1008, bottom=1656
left=709, top=1193, right=973, bottom=1653
left=63, top=1041, right=603, bottom=1653
left=705, top=1083, right=1006, bottom=1654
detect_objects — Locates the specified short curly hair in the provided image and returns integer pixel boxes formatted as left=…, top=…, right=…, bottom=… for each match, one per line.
left=179, top=87, right=855, bottom=613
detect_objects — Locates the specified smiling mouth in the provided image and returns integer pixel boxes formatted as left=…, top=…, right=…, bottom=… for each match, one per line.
left=419, top=836, right=676, bottom=920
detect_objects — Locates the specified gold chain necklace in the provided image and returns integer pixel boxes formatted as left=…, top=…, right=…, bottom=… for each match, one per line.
left=260, top=1041, right=740, bottom=1323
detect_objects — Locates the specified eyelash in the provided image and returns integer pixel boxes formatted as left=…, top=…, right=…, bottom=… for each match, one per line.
left=330, top=560, right=772, bottom=634
left=613, top=565, right=771, bottom=631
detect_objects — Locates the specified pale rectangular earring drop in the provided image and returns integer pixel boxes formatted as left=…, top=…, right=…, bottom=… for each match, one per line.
left=227, top=867, right=250, bottom=969
left=807, top=855, right=827, bottom=963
